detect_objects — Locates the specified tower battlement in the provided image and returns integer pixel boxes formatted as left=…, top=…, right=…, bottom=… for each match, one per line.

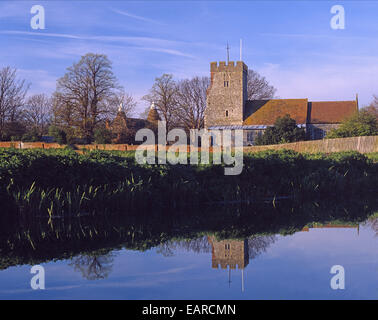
left=208, top=237, right=249, bottom=270
left=210, top=61, right=247, bottom=73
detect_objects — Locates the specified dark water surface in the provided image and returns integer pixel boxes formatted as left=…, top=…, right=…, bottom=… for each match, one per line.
left=0, top=198, right=377, bottom=300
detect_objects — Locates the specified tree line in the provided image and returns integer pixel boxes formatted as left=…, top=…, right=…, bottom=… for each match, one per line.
left=1, top=52, right=377, bottom=145
left=0, top=52, right=276, bottom=144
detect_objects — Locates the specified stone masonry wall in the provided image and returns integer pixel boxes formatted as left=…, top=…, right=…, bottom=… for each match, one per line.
left=307, top=123, right=340, bottom=140
left=208, top=236, right=249, bottom=270
left=205, top=61, right=248, bottom=128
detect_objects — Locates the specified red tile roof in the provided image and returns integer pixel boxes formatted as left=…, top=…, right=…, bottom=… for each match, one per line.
left=243, top=99, right=358, bottom=125
left=309, top=101, right=357, bottom=124
left=243, top=99, right=308, bottom=125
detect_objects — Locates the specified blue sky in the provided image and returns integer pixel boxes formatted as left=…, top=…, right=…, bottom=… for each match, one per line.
left=1, top=1, right=378, bottom=115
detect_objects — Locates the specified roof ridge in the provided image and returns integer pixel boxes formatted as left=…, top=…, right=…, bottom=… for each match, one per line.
left=310, top=100, right=357, bottom=103
left=247, top=98, right=308, bottom=102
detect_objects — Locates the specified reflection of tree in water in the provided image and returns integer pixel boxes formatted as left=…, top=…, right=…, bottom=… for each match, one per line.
left=157, top=237, right=211, bottom=257
left=247, top=235, right=276, bottom=259
left=364, top=216, right=378, bottom=236
left=69, top=252, right=115, bottom=280
left=157, top=235, right=276, bottom=260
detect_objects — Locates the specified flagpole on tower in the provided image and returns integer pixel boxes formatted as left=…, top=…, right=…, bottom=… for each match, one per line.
left=240, top=39, right=242, bottom=61
left=226, top=42, right=230, bottom=64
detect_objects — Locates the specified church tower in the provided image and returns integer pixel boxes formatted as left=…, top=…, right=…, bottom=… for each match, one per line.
left=204, top=61, right=248, bottom=128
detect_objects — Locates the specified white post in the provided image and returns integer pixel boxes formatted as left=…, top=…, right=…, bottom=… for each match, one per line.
left=240, top=39, right=242, bottom=61
left=241, top=268, right=244, bottom=292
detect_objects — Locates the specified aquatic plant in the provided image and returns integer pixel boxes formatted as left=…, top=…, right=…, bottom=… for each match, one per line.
left=0, top=148, right=377, bottom=218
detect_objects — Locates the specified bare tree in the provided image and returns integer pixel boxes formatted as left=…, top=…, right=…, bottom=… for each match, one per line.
left=51, top=91, right=77, bottom=139
left=365, top=216, right=378, bottom=237
left=106, top=90, right=137, bottom=118
left=364, top=95, right=378, bottom=120
left=157, top=236, right=212, bottom=257
left=23, top=94, right=52, bottom=135
left=247, top=69, right=276, bottom=100
left=175, top=76, right=209, bottom=131
left=247, top=235, right=276, bottom=259
left=142, top=74, right=178, bottom=131
left=157, top=235, right=276, bottom=259
left=141, top=69, right=276, bottom=132
left=0, top=67, right=29, bottom=138
left=371, top=95, right=378, bottom=107
left=69, top=253, right=115, bottom=280
left=54, top=53, right=120, bottom=142
left=139, top=106, right=150, bottom=120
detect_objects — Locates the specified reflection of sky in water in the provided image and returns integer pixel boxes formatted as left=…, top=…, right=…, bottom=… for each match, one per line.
left=0, top=222, right=377, bottom=300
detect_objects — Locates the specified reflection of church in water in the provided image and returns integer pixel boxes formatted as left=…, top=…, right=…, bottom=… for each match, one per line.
left=206, top=223, right=360, bottom=292
left=207, top=236, right=249, bottom=292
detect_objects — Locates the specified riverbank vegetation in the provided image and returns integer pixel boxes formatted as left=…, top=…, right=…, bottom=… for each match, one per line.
left=0, top=197, right=377, bottom=271
left=0, top=148, right=377, bottom=218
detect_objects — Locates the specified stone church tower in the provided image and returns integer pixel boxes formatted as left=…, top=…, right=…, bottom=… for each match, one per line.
left=204, top=61, right=248, bottom=127
left=208, top=236, right=249, bottom=269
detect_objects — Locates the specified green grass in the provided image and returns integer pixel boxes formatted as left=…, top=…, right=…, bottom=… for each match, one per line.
left=0, top=148, right=377, bottom=218
left=366, top=152, right=378, bottom=162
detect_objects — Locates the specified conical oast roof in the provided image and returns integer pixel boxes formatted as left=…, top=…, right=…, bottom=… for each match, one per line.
left=111, top=110, right=128, bottom=132
left=147, top=103, right=160, bottom=124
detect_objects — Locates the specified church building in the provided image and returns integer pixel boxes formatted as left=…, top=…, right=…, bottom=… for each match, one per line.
left=204, top=61, right=358, bottom=145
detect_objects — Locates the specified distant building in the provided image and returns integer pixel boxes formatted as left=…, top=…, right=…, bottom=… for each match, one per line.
left=204, top=61, right=358, bottom=145
left=106, top=102, right=160, bottom=144
left=301, top=223, right=359, bottom=235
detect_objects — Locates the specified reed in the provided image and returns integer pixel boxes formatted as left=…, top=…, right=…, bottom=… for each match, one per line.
left=0, top=149, right=377, bottom=219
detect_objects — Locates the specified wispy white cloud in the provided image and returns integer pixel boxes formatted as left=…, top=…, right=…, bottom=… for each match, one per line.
left=136, top=47, right=194, bottom=58
left=132, top=265, right=197, bottom=277
left=0, top=30, right=81, bottom=40
left=0, top=264, right=200, bottom=296
left=111, top=8, right=164, bottom=25
left=0, top=31, right=195, bottom=58
left=260, top=32, right=378, bottom=42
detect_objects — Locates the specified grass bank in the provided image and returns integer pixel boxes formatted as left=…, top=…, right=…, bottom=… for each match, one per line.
left=0, top=148, right=377, bottom=217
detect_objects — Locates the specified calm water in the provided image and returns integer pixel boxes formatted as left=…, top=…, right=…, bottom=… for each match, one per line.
left=0, top=200, right=377, bottom=300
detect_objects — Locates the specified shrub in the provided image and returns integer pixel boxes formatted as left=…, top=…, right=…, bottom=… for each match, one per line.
left=48, top=125, right=67, bottom=144
left=21, top=128, right=41, bottom=142
left=94, top=127, right=112, bottom=144
left=1, top=121, right=26, bottom=141
left=326, top=110, right=378, bottom=138
left=255, top=114, right=306, bottom=145
left=10, top=135, right=21, bottom=141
